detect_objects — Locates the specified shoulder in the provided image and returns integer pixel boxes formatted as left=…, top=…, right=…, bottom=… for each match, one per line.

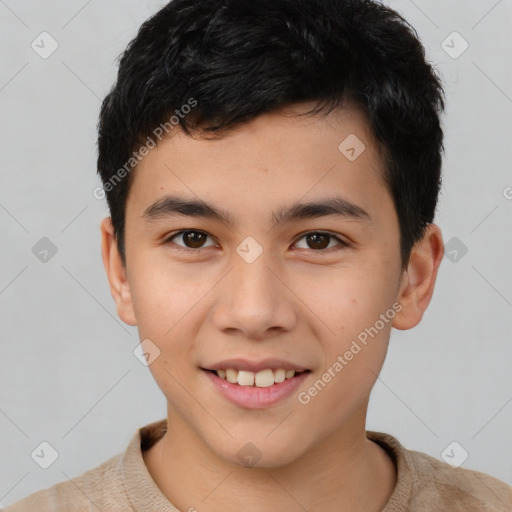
left=2, top=452, right=126, bottom=512
left=408, top=448, right=512, bottom=510
left=2, top=419, right=168, bottom=512
left=368, top=431, right=512, bottom=511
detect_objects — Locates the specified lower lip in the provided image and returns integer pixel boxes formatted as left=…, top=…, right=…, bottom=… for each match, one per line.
left=203, top=369, right=310, bottom=409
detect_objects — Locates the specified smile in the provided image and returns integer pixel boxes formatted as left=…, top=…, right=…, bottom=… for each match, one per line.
left=210, top=368, right=309, bottom=387
left=202, top=368, right=312, bottom=409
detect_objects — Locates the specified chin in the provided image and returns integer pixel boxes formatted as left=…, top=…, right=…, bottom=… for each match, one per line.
left=216, top=436, right=307, bottom=470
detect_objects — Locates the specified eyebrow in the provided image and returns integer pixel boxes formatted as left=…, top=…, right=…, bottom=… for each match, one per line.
left=142, top=194, right=371, bottom=228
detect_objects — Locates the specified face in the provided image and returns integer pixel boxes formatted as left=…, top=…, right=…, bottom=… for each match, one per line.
left=102, top=102, right=440, bottom=468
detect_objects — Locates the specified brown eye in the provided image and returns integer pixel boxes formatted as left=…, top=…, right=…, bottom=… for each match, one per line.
left=167, top=230, right=216, bottom=250
left=293, top=232, right=348, bottom=251
left=305, top=233, right=330, bottom=250
left=183, top=231, right=207, bottom=248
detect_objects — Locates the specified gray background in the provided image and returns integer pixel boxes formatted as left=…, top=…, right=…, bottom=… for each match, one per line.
left=1, top=0, right=511, bottom=506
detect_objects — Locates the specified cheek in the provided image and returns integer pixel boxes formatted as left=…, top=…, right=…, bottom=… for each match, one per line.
left=126, top=257, right=222, bottom=391
left=298, top=305, right=395, bottom=432
left=295, top=260, right=398, bottom=394
left=287, top=260, right=398, bottom=337
left=128, top=254, right=212, bottom=338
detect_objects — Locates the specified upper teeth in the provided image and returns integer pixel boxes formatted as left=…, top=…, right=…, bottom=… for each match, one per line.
left=216, top=368, right=298, bottom=387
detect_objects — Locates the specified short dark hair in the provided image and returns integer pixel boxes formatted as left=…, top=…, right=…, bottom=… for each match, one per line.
left=97, top=0, right=445, bottom=269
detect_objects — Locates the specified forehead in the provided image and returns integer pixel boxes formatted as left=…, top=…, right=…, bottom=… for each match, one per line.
left=126, top=103, right=391, bottom=226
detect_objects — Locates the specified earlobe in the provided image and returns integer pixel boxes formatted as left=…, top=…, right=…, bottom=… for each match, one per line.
left=392, top=224, right=444, bottom=330
left=100, top=217, right=137, bottom=326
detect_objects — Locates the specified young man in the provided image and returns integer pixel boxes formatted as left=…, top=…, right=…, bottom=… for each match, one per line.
left=5, top=0, right=512, bottom=510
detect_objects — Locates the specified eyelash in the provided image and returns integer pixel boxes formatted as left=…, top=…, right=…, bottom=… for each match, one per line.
left=164, top=230, right=351, bottom=254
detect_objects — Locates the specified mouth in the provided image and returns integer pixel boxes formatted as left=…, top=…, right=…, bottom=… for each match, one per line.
left=201, top=366, right=312, bottom=409
left=202, top=368, right=312, bottom=387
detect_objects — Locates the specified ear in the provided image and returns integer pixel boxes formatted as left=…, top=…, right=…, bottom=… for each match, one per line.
left=392, top=223, right=444, bottom=330
left=100, top=217, right=137, bottom=326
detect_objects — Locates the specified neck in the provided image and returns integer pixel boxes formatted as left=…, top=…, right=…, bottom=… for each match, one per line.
left=143, top=408, right=396, bottom=512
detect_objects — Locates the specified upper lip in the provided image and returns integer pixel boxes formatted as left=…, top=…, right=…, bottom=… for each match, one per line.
left=202, top=358, right=310, bottom=373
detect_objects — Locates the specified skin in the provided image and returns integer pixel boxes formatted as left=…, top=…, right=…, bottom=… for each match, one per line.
left=101, top=101, right=444, bottom=512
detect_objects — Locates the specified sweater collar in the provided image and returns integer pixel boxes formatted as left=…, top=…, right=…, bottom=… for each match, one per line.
left=120, top=418, right=178, bottom=512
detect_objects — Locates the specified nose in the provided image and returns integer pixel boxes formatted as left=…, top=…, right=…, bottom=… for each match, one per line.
left=211, top=255, right=298, bottom=340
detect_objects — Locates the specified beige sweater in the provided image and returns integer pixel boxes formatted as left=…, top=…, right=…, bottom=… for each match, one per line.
left=3, top=418, right=511, bottom=511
